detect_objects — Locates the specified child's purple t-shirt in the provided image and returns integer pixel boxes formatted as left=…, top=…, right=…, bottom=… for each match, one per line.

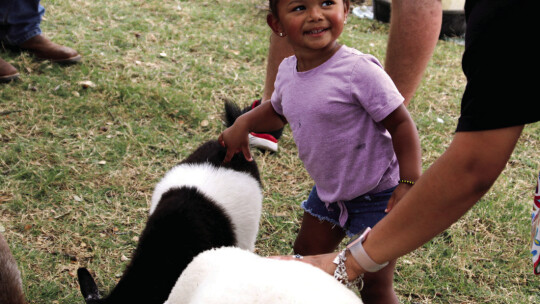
left=271, top=45, right=404, bottom=203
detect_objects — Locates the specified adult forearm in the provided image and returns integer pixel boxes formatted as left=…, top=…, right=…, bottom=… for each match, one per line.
left=362, top=127, right=524, bottom=265
left=385, top=0, right=442, bottom=106
left=365, top=160, right=481, bottom=263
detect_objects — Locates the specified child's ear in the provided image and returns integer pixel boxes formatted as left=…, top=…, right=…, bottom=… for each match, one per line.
left=267, top=13, right=284, bottom=36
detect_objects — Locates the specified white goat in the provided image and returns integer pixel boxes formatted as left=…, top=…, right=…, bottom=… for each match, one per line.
left=165, top=246, right=363, bottom=304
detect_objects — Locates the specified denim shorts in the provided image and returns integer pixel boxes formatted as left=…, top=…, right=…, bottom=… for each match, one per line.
left=301, top=186, right=396, bottom=237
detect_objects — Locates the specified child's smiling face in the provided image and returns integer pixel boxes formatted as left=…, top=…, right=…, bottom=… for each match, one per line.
left=270, top=0, right=349, bottom=54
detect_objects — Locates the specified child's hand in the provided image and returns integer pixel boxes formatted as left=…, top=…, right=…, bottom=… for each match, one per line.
left=385, top=183, right=413, bottom=213
left=218, top=124, right=252, bottom=163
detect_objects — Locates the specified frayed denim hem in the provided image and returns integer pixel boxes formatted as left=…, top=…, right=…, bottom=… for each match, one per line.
left=301, top=200, right=352, bottom=235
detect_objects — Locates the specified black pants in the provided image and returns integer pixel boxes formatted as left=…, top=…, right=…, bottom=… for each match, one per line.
left=457, top=0, right=540, bottom=131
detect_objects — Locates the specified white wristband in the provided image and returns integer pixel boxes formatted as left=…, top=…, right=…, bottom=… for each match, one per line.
left=346, top=227, right=389, bottom=272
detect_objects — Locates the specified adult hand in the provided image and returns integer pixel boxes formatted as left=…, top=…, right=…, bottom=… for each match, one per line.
left=269, top=252, right=337, bottom=276
left=269, top=251, right=365, bottom=281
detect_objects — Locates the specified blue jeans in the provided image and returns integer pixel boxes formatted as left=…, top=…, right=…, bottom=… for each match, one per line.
left=0, top=0, right=44, bottom=45
left=301, top=186, right=396, bottom=237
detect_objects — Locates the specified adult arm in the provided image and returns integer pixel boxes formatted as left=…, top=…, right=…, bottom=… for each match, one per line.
left=298, top=126, right=524, bottom=280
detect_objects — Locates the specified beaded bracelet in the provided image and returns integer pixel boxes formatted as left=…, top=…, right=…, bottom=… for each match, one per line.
left=398, top=179, right=415, bottom=185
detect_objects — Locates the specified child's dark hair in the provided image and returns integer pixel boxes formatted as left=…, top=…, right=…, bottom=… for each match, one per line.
left=269, top=0, right=350, bottom=20
left=269, top=0, right=279, bottom=19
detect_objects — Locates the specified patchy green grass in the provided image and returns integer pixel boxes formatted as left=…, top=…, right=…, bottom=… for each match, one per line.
left=1, top=0, right=539, bottom=303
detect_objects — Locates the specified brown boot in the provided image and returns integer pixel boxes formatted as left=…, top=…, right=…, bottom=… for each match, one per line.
left=0, top=58, right=19, bottom=83
left=18, top=34, right=81, bottom=63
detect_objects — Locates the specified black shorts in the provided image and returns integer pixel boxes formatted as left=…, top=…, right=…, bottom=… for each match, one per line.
left=456, top=0, right=540, bottom=132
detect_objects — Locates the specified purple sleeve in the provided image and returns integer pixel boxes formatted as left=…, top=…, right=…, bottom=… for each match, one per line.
left=270, top=68, right=283, bottom=116
left=350, top=56, right=404, bottom=122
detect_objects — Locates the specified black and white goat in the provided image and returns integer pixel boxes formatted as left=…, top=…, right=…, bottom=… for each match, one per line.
left=77, top=102, right=362, bottom=304
left=77, top=102, right=263, bottom=304
left=0, top=232, right=26, bottom=304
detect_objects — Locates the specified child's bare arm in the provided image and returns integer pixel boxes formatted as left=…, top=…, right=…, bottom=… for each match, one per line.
left=381, top=104, right=422, bottom=211
left=219, top=101, right=286, bottom=162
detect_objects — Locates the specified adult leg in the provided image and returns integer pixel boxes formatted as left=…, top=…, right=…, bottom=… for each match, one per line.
left=0, top=0, right=41, bottom=81
left=0, top=58, right=19, bottom=82
left=261, top=33, right=294, bottom=102
left=384, top=0, right=441, bottom=106
left=248, top=33, right=292, bottom=151
left=0, top=0, right=44, bottom=45
left=0, top=0, right=80, bottom=63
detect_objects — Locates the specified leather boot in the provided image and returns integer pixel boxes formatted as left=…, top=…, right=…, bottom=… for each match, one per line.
left=0, top=58, right=19, bottom=83
left=18, top=34, right=81, bottom=63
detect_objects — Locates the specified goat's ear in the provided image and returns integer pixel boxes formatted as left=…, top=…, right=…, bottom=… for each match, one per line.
left=77, top=268, right=101, bottom=303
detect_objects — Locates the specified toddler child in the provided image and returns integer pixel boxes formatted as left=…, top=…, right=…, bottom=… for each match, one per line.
left=219, top=0, right=421, bottom=302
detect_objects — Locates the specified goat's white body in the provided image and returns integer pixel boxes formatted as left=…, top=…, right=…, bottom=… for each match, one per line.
left=150, top=163, right=263, bottom=251
left=165, top=247, right=363, bottom=304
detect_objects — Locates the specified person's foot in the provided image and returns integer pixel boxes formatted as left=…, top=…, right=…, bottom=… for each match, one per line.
left=245, top=99, right=283, bottom=152
left=249, top=132, right=279, bottom=152
left=18, top=34, right=81, bottom=63
left=0, top=58, right=19, bottom=83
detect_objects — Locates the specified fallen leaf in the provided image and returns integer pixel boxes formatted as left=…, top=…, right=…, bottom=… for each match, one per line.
left=78, top=80, right=96, bottom=89
left=147, top=33, right=157, bottom=42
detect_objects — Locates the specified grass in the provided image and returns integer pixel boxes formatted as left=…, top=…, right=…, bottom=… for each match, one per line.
left=1, top=0, right=539, bottom=303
